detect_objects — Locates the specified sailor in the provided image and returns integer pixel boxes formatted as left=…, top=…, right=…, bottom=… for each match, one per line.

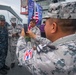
left=17, top=1, right=76, bottom=75
left=0, top=15, right=10, bottom=75
left=8, top=17, right=22, bottom=68
left=28, top=19, right=41, bottom=47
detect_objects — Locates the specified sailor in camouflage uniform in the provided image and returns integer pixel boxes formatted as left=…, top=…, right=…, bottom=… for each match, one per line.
left=16, top=19, right=41, bottom=66
left=17, top=1, right=76, bottom=75
left=27, top=19, right=41, bottom=47
left=8, top=17, right=22, bottom=68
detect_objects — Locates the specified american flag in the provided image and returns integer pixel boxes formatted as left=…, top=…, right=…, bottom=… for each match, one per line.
left=33, top=3, right=42, bottom=25
left=33, top=12, right=39, bottom=23
left=28, top=0, right=42, bottom=25
left=24, top=49, right=33, bottom=60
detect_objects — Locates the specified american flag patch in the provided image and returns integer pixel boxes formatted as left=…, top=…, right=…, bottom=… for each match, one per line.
left=24, top=49, right=33, bottom=60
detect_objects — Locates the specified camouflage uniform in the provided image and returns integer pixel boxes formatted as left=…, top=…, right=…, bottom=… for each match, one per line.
left=0, top=18, right=8, bottom=69
left=30, top=26, right=41, bottom=47
left=8, top=24, right=22, bottom=63
left=17, top=26, right=42, bottom=65
left=16, top=1, right=76, bottom=75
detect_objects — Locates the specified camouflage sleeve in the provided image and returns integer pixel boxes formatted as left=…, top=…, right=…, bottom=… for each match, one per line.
left=7, top=26, right=12, bottom=37
left=16, top=25, right=22, bottom=37
left=16, top=36, right=55, bottom=75
left=35, top=36, right=50, bottom=45
left=31, top=26, right=41, bottom=37
left=31, top=26, right=50, bottom=45
left=31, top=52, right=56, bottom=75
left=35, top=27, right=41, bottom=36
left=16, top=36, right=27, bottom=59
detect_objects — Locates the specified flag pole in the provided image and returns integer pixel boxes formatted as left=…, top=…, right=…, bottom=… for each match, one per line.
left=34, top=0, right=36, bottom=19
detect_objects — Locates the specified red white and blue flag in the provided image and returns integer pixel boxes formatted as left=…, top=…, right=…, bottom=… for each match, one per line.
left=33, top=12, right=39, bottom=23
left=28, top=0, right=42, bottom=26
left=33, top=3, right=42, bottom=26
left=24, top=49, right=33, bottom=60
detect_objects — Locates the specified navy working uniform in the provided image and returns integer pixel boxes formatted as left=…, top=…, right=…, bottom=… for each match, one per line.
left=16, top=1, right=76, bottom=75
left=0, top=16, right=8, bottom=69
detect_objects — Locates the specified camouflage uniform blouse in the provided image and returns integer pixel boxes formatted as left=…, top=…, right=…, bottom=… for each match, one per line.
left=16, top=34, right=76, bottom=75
left=30, top=26, right=41, bottom=47
left=8, top=25, right=22, bottom=46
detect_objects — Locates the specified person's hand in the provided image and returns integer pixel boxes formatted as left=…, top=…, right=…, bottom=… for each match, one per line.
left=26, top=29, right=36, bottom=39
left=12, top=33, right=17, bottom=37
left=21, top=28, right=25, bottom=37
left=16, top=33, right=19, bottom=37
left=33, top=46, right=37, bottom=50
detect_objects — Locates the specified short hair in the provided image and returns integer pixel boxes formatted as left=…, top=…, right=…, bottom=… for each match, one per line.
left=30, top=19, right=36, bottom=24
left=49, top=18, right=76, bottom=32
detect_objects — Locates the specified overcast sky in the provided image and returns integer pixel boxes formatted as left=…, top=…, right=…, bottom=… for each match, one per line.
left=0, top=0, right=28, bottom=24
left=0, top=0, right=76, bottom=24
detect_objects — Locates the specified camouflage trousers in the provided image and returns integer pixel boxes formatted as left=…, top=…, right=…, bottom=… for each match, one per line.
left=0, top=49, right=7, bottom=69
left=10, top=46, right=16, bottom=63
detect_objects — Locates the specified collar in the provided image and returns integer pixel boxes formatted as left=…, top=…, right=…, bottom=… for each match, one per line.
left=51, top=34, right=76, bottom=46
left=31, top=26, right=37, bottom=30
